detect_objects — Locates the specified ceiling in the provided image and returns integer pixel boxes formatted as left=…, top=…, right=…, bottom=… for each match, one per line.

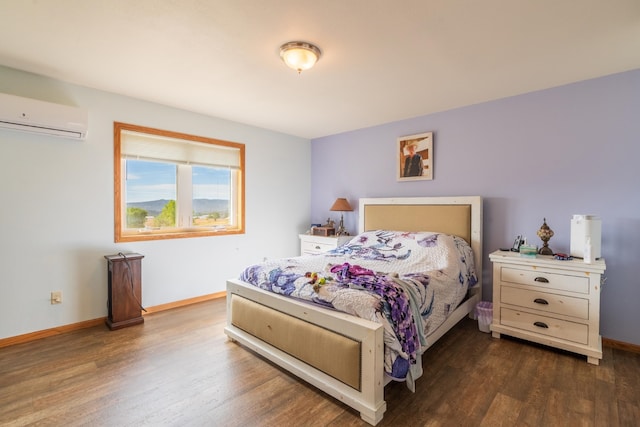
left=1, top=1, right=639, bottom=139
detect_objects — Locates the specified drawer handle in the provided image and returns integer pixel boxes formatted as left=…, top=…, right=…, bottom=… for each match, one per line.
left=533, top=298, right=549, bottom=305
left=533, top=321, right=549, bottom=329
left=534, top=277, right=549, bottom=283
left=314, top=245, right=321, bottom=249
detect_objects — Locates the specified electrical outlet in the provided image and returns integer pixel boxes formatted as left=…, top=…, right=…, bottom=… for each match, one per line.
left=51, top=291, right=62, bottom=304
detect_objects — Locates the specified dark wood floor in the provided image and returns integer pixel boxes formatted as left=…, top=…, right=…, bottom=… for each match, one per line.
left=1, top=298, right=639, bottom=426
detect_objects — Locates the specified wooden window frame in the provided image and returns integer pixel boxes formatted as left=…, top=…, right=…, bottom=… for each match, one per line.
left=114, top=122, right=245, bottom=243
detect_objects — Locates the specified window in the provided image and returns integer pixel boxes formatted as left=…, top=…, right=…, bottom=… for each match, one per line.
left=114, top=122, right=244, bottom=242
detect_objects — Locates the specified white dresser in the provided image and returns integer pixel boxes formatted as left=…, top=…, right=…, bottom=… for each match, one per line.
left=489, top=250, right=606, bottom=364
left=299, top=234, right=352, bottom=256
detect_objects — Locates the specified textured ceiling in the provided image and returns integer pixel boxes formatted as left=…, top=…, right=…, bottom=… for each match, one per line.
left=1, top=0, right=639, bottom=139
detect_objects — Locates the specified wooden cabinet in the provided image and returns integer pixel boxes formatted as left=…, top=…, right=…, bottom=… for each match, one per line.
left=489, top=250, right=606, bottom=364
left=299, top=234, right=352, bottom=256
left=105, top=253, right=144, bottom=330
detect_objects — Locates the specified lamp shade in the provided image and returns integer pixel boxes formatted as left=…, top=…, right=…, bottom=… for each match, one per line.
left=330, top=198, right=353, bottom=212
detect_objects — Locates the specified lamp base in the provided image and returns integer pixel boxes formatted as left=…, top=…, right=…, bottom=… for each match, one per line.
left=336, top=227, right=349, bottom=236
left=538, top=245, right=553, bottom=255
left=336, top=215, right=349, bottom=236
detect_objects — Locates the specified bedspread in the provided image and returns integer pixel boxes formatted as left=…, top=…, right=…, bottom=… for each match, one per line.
left=239, top=230, right=477, bottom=386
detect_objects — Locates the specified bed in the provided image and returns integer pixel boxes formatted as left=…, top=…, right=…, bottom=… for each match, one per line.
left=224, top=196, right=483, bottom=425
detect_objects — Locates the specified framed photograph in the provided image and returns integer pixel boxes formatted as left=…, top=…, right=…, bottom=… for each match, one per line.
left=397, top=131, right=433, bottom=181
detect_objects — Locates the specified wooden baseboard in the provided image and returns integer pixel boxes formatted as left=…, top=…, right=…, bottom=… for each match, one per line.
left=4, top=293, right=639, bottom=356
left=142, top=291, right=226, bottom=314
left=0, top=292, right=226, bottom=349
left=0, top=318, right=106, bottom=349
left=603, top=337, right=640, bottom=354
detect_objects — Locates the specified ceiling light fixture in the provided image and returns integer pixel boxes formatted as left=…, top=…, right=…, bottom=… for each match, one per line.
left=279, top=41, right=321, bottom=74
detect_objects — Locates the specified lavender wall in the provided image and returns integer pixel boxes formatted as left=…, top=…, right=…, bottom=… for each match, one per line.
left=311, top=69, right=640, bottom=345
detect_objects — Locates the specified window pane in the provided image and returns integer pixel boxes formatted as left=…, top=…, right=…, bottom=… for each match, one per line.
left=114, top=122, right=245, bottom=242
left=192, top=165, right=231, bottom=228
left=125, top=160, right=177, bottom=229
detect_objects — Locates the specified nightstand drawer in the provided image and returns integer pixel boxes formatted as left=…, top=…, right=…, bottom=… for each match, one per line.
left=299, top=234, right=351, bottom=256
left=501, top=285, right=589, bottom=320
left=501, top=307, right=588, bottom=344
left=301, top=240, right=335, bottom=254
left=501, top=267, right=589, bottom=294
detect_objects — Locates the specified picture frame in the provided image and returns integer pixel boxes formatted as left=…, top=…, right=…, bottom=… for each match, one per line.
left=397, top=131, right=433, bottom=181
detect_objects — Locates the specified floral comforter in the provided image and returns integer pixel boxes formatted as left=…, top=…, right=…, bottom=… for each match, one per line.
left=239, top=230, right=478, bottom=388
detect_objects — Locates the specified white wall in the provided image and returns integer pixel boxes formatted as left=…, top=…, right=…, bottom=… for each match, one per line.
left=0, top=66, right=311, bottom=340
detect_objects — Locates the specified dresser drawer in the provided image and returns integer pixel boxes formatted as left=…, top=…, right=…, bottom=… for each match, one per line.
left=501, top=285, right=589, bottom=320
left=501, top=267, right=589, bottom=294
left=301, top=240, right=335, bottom=254
left=500, top=307, right=588, bottom=344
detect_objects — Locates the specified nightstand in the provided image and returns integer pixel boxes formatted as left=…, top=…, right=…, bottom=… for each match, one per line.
left=489, top=250, right=606, bottom=364
left=299, top=234, right=352, bottom=256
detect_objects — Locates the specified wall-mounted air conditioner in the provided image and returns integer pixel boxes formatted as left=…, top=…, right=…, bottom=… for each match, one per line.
left=0, top=93, right=88, bottom=140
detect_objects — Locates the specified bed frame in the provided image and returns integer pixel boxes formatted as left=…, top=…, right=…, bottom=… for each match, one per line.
left=224, top=196, right=483, bottom=425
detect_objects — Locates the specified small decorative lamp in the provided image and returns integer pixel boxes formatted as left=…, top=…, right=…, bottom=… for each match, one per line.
left=330, top=198, right=353, bottom=236
left=536, top=218, right=555, bottom=255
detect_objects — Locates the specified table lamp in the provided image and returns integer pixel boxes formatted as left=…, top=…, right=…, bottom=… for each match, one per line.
left=330, top=198, right=353, bottom=236
left=537, top=218, right=554, bottom=255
